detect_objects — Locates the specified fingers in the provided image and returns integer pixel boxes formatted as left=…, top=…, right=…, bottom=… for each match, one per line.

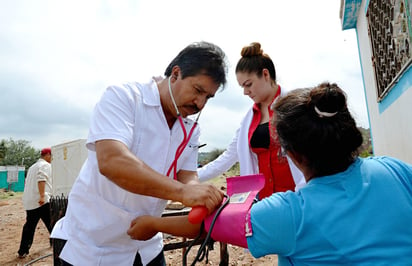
left=127, top=216, right=157, bottom=241
left=128, top=221, right=145, bottom=240
left=181, top=184, right=224, bottom=213
left=205, top=184, right=224, bottom=211
left=203, top=188, right=220, bottom=213
left=127, top=226, right=137, bottom=239
left=130, top=219, right=136, bottom=228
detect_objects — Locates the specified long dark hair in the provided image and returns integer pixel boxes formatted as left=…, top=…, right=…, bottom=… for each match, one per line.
left=272, top=82, right=363, bottom=177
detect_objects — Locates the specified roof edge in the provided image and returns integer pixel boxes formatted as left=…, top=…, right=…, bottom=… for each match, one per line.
left=340, top=0, right=363, bottom=30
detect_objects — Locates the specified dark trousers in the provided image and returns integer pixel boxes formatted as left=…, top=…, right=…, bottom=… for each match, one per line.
left=18, top=203, right=52, bottom=255
left=58, top=239, right=165, bottom=266
left=133, top=249, right=165, bottom=266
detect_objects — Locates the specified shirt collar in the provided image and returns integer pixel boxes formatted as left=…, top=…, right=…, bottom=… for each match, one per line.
left=141, top=77, right=196, bottom=126
left=140, top=78, right=162, bottom=107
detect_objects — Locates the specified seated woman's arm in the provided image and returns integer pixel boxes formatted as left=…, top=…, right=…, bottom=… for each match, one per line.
left=127, top=215, right=203, bottom=240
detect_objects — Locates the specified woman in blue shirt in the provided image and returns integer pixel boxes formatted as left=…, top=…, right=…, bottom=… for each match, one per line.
left=128, top=82, right=412, bottom=265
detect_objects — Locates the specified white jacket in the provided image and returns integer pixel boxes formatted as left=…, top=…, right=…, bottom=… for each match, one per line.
left=198, top=90, right=306, bottom=191
left=52, top=79, right=200, bottom=265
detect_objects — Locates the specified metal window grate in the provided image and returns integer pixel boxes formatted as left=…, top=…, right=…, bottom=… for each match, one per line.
left=367, top=0, right=412, bottom=101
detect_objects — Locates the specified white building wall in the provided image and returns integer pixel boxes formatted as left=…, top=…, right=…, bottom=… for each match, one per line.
left=374, top=89, right=412, bottom=162
left=355, top=0, right=412, bottom=163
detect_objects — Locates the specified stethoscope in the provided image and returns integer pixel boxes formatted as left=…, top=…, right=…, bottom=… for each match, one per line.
left=165, top=76, right=231, bottom=266
left=165, top=75, right=201, bottom=180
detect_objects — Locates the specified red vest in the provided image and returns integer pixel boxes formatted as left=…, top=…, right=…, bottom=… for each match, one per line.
left=248, top=86, right=296, bottom=199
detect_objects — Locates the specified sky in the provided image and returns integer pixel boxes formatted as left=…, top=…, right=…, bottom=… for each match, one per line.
left=0, top=0, right=369, bottom=152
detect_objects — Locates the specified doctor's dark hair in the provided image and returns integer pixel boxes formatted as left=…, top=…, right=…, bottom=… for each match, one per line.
left=235, top=42, right=276, bottom=82
left=272, top=82, right=363, bottom=177
left=164, top=41, right=228, bottom=88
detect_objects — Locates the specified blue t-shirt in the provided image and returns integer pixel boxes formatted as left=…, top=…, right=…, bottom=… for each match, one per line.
left=247, top=157, right=412, bottom=265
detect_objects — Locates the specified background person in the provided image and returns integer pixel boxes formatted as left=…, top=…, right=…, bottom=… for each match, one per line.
left=18, top=147, right=52, bottom=258
left=128, top=82, right=412, bottom=265
left=198, top=42, right=305, bottom=198
left=51, top=41, right=227, bottom=265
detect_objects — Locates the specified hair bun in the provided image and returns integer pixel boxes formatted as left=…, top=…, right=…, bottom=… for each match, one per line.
left=309, top=82, right=347, bottom=116
left=241, top=42, right=263, bottom=57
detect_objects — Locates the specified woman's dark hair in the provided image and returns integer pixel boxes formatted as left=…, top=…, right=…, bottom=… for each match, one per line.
left=164, top=41, right=228, bottom=88
left=272, top=82, right=363, bottom=177
left=235, top=42, right=276, bottom=82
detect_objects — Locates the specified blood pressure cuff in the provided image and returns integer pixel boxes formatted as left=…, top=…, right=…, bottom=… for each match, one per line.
left=204, top=174, right=265, bottom=248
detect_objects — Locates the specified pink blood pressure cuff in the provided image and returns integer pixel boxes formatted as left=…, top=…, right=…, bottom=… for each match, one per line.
left=204, top=174, right=265, bottom=248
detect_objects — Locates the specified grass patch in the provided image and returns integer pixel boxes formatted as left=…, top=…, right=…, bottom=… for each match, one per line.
left=203, top=163, right=240, bottom=191
left=0, top=189, right=22, bottom=200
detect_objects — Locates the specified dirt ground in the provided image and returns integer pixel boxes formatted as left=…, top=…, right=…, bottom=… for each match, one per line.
left=0, top=190, right=277, bottom=266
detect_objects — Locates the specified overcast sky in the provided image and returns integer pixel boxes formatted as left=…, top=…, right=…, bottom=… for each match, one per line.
left=0, top=0, right=369, bottom=152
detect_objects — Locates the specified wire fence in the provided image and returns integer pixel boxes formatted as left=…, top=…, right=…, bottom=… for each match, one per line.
left=49, top=194, right=68, bottom=266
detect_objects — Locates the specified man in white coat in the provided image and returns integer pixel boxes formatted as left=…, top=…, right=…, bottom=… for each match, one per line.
left=51, top=41, right=227, bottom=265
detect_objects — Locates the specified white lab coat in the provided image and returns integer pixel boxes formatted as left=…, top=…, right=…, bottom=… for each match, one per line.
left=52, top=78, right=200, bottom=265
left=198, top=89, right=306, bottom=191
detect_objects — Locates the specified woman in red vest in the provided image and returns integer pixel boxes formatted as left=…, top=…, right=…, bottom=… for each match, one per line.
left=198, top=42, right=305, bottom=198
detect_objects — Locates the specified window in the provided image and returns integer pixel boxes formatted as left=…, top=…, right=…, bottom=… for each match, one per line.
left=367, top=0, right=412, bottom=101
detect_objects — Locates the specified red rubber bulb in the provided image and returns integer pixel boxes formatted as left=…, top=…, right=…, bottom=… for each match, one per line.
left=188, top=206, right=208, bottom=224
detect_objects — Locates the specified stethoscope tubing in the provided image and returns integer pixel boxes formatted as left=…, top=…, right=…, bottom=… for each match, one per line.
left=166, top=115, right=198, bottom=179
left=166, top=76, right=200, bottom=180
